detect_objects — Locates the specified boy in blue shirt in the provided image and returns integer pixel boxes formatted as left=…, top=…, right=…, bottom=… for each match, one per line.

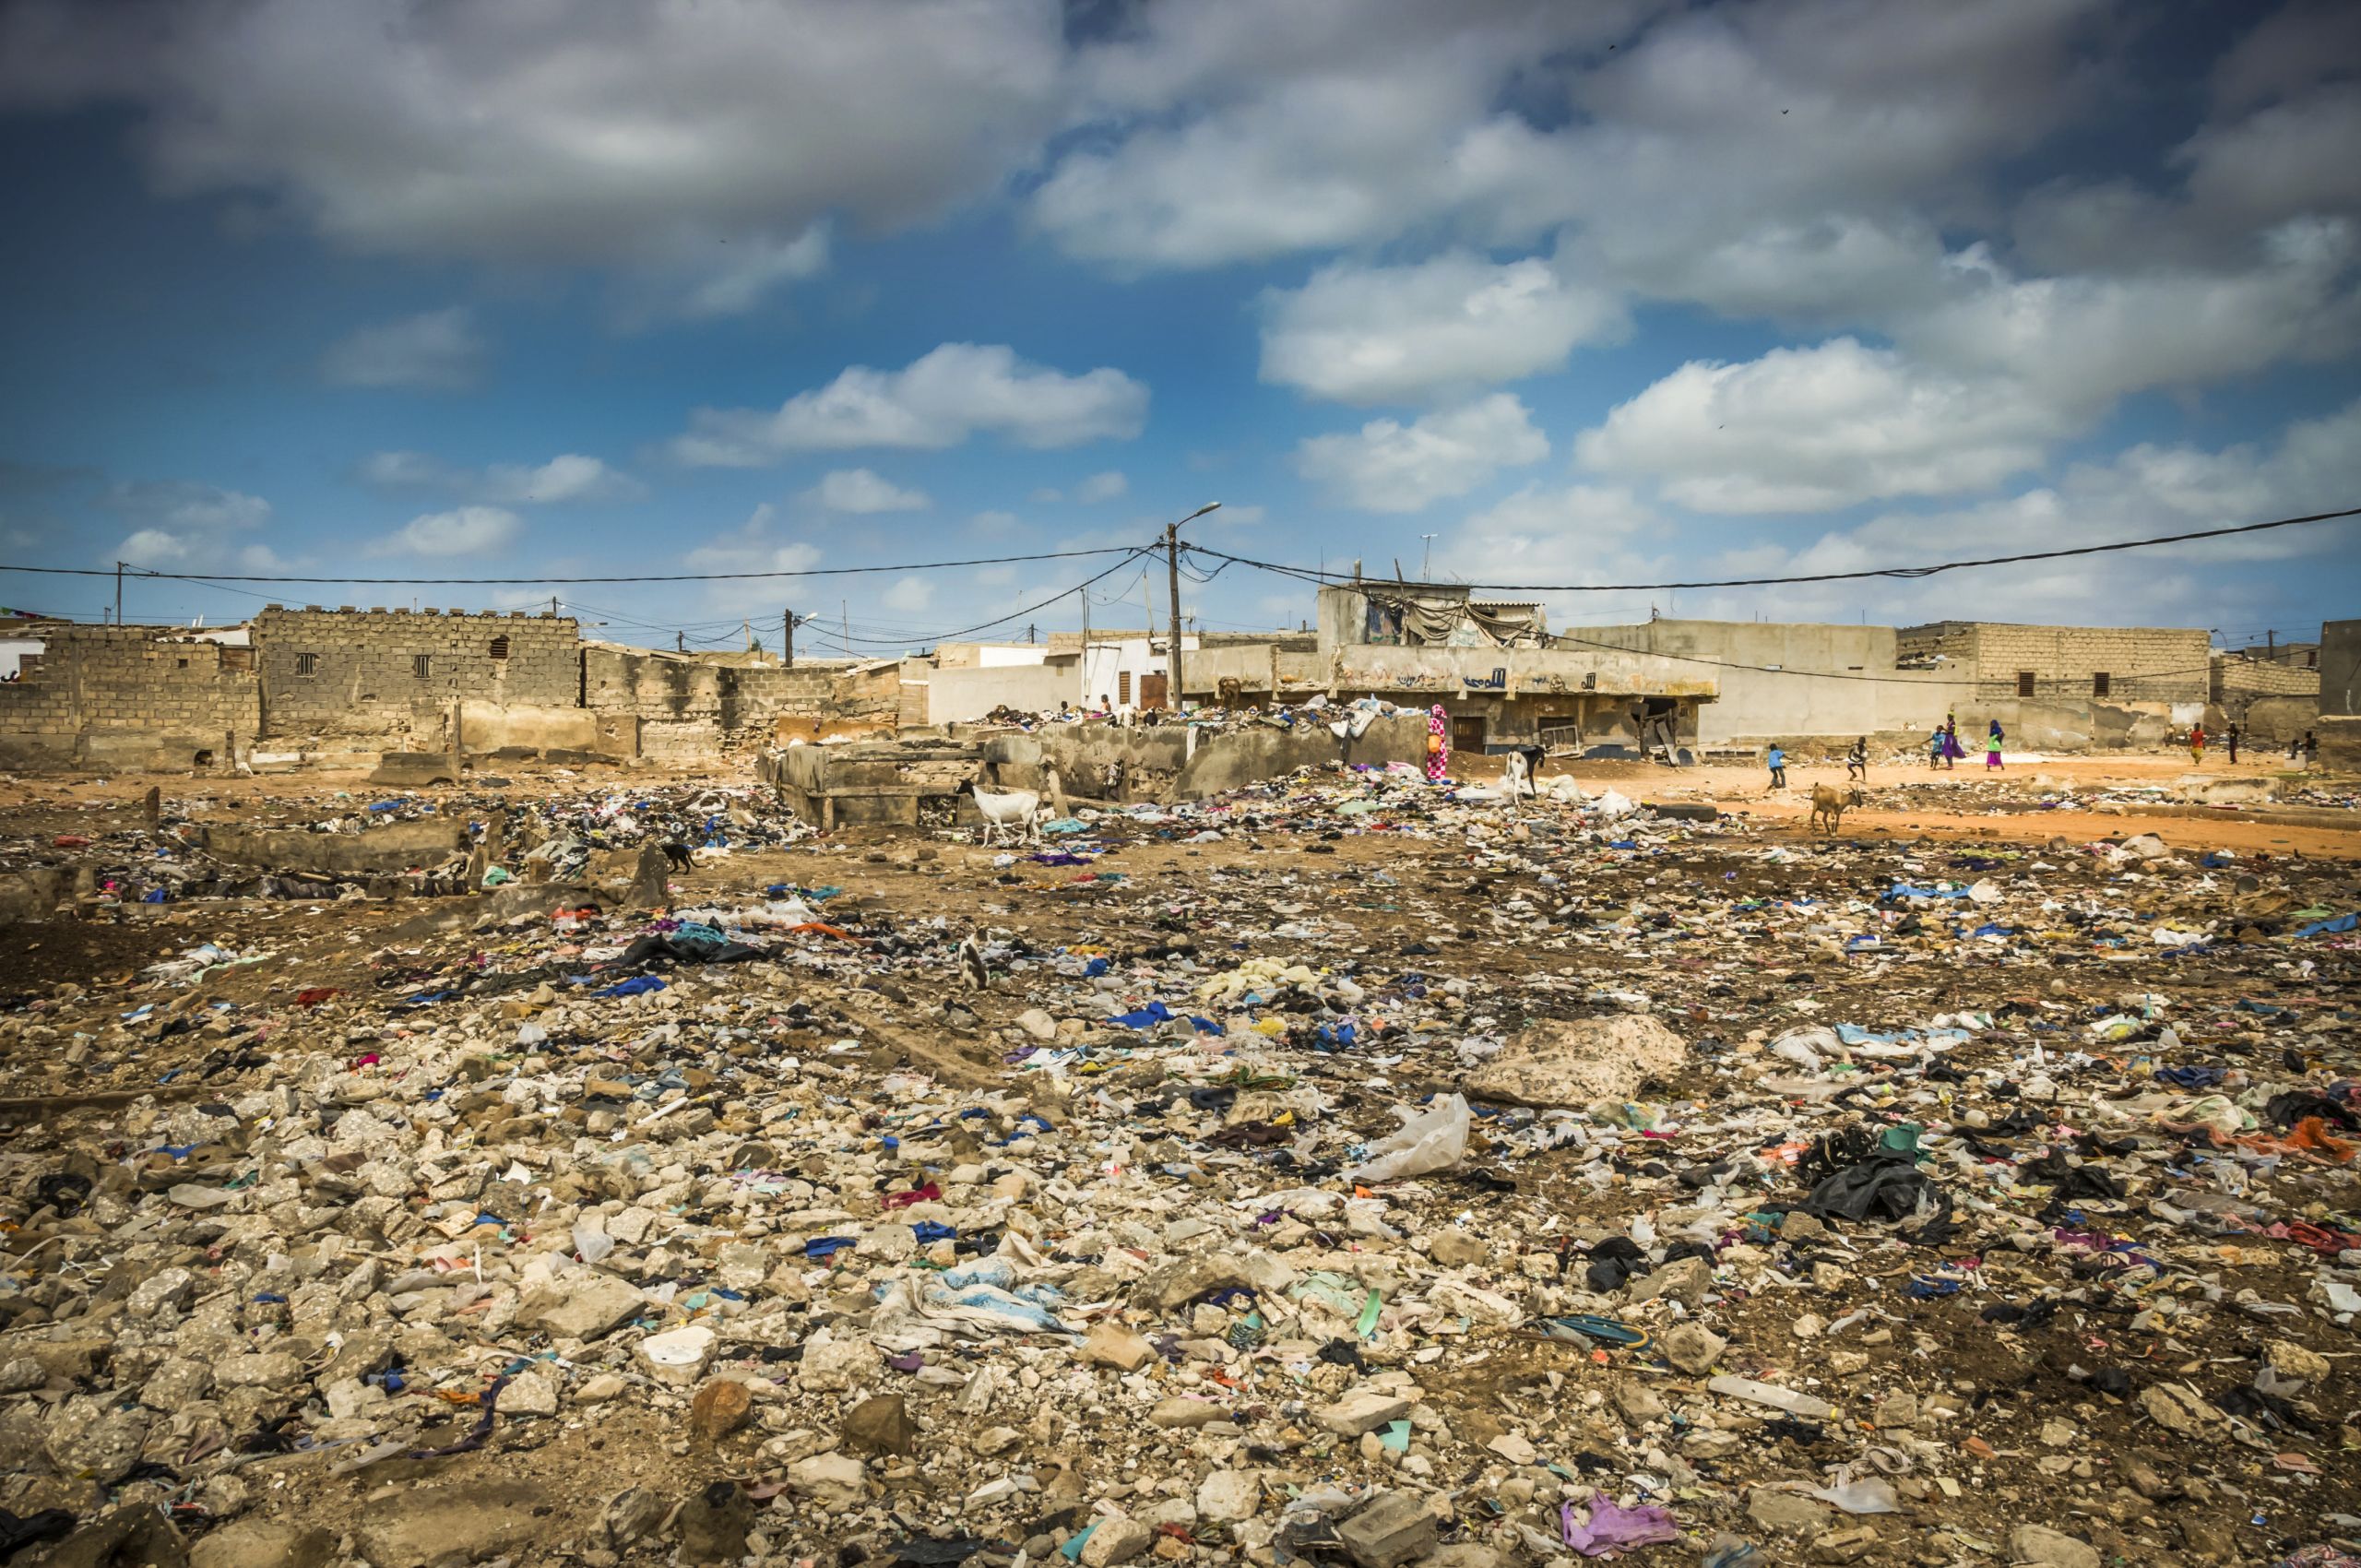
left=1766, top=743, right=1786, bottom=790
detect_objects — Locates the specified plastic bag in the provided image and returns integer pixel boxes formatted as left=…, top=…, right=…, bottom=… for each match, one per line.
left=1347, top=1095, right=1469, bottom=1182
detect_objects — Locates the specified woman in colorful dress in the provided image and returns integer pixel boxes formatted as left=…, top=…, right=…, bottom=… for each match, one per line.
left=1427, top=705, right=1450, bottom=782
left=1986, top=719, right=2004, bottom=769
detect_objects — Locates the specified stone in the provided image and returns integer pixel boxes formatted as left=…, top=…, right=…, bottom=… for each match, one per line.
left=1081, top=1321, right=1157, bottom=1372
left=690, top=1377, right=753, bottom=1440
left=1195, top=1469, right=1263, bottom=1524
left=575, top=1372, right=626, bottom=1403
left=1318, top=1392, right=1414, bottom=1436
left=2008, top=1525, right=2101, bottom=1568
left=636, top=1324, right=717, bottom=1385
left=1429, top=1231, right=1488, bottom=1268
left=842, top=1393, right=918, bottom=1455
left=1079, top=1518, right=1154, bottom=1567
left=167, top=1183, right=235, bottom=1209
left=500, top=1370, right=559, bottom=1416
left=42, top=1508, right=190, bottom=1568
left=2264, top=1339, right=2331, bottom=1383
left=514, top=1273, right=645, bottom=1341
left=44, top=1400, right=150, bottom=1483
left=1337, top=1492, right=1438, bottom=1568
left=353, top=1482, right=542, bottom=1568
left=1464, top=1015, right=1689, bottom=1107
left=189, top=1519, right=334, bottom=1568
left=216, top=1352, right=305, bottom=1390
left=1626, top=1255, right=1712, bottom=1308
left=675, top=1480, right=754, bottom=1565
left=1133, top=1251, right=1297, bottom=1310
left=1148, top=1396, right=1232, bottom=1430
left=2140, top=1382, right=2216, bottom=1436
left=1657, top=1322, right=1726, bottom=1374
left=1747, top=1489, right=1834, bottom=1534
left=798, top=1336, right=882, bottom=1392
left=127, top=1266, right=196, bottom=1317
left=1015, top=1008, right=1058, bottom=1040
left=789, top=1451, right=867, bottom=1508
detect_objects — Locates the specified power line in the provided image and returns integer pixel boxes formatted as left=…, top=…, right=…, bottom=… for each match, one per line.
left=1179, top=503, right=2361, bottom=594
left=0, top=545, right=1135, bottom=588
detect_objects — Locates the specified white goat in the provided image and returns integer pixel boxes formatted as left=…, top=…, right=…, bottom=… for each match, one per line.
left=962, top=779, right=1045, bottom=846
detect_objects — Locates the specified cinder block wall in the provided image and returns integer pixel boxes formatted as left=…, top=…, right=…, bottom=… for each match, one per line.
left=254, top=607, right=578, bottom=743
left=0, top=625, right=261, bottom=767
left=1958, top=624, right=2210, bottom=704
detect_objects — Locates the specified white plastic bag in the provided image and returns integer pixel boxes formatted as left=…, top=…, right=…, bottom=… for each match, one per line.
left=1346, top=1094, right=1470, bottom=1182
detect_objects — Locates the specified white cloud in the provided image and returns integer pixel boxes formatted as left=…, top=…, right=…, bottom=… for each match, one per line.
left=1296, top=393, right=1548, bottom=512
left=969, top=509, right=1024, bottom=535
left=801, top=468, right=930, bottom=514
left=361, top=450, right=643, bottom=504
left=881, top=575, right=936, bottom=613
left=1074, top=470, right=1128, bottom=504
left=671, top=343, right=1149, bottom=465
left=1575, top=339, right=2050, bottom=513
left=679, top=224, right=831, bottom=318
left=682, top=505, right=825, bottom=613
left=370, top=505, right=522, bottom=557
left=320, top=307, right=486, bottom=390
left=0, top=0, right=1062, bottom=303
left=101, top=480, right=274, bottom=568
left=1261, top=249, right=1625, bottom=404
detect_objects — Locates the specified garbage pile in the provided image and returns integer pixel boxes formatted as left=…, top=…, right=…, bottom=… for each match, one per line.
left=0, top=757, right=2353, bottom=1567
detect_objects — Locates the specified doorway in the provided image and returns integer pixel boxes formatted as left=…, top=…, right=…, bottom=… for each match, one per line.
left=1450, top=716, right=1486, bottom=755
left=1138, top=671, right=1169, bottom=710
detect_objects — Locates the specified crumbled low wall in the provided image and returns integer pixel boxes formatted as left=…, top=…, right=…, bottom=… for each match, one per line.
left=201, top=818, right=468, bottom=876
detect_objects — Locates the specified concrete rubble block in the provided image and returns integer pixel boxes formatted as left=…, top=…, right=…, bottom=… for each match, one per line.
left=1080, top=1321, right=1157, bottom=1372
left=2008, top=1524, right=2101, bottom=1568
left=675, top=1480, right=754, bottom=1565
left=1625, top=1254, right=1713, bottom=1307
left=797, top=1335, right=883, bottom=1392
left=188, top=1519, right=336, bottom=1568
left=636, top=1324, right=717, bottom=1385
left=788, top=1450, right=867, bottom=1508
left=1133, top=1250, right=1299, bottom=1311
left=1337, top=1491, right=1439, bottom=1568
left=1465, top=1014, right=1690, bottom=1107
left=1656, top=1322, right=1726, bottom=1374
left=1194, top=1469, right=1263, bottom=1524
left=1747, top=1488, right=1834, bottom=1534
left=1317, top=1390, right=1413, bottom=1436
left=352, top=1482, right=544, bottom=1568
left=1077, top=1518, right=1155, bottom=1567
left=514, top=1272, right=645, bottom=1341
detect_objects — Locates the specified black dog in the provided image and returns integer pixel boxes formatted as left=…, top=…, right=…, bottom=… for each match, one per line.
left=660, top=841, right=694, bottom=872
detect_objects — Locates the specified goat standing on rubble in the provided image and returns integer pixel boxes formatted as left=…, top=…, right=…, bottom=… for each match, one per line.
left=1809, top=783, right=1865, bottom=836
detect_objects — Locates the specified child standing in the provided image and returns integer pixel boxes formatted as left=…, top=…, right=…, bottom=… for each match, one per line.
left=1766, top=742, right=1786, bottom=790
left=1846, top=737, right=1868, bottom=781
left=1986, top=719, right=2004, bottom=769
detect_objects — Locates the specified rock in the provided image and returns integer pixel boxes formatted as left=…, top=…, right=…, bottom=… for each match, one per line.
left=1465, top=1015, right=1689, bottom=1107
left=1429, top=1231, right=1488, bottom=1268
left=44, top=1400, right=150, bottom=1482
left=797, top=1336, right=881, bottom=1392
left=637, top=1324, right=717, bottom=1385
left=167, top=1183, right=235, bottom=1209
left=1133, top=1251, right=1297, bottom=1310
left=1148, top=1396, right=1232, bottom=1430
left=1748, top=1489, right=1834, bottom=1533
left=189, top=1519, right=334, bottom=1568
left=1657, top=1322, right=1726, bottom=1374
left=1195, top=1469, right=1263, bottom=1524
left=501, top=1370, right=559, bottom=1417
left=675, top=1480, right=754, bottom=1565
left=127, top=1266, right=196, bottom=1317
left=353, top=1482, right=542, bottom=1568
left=42, top=1508, right=189, bottom=1568
left=2009, top=1524, right=2101, bottom=1568
left=603, top=1488, right=670, bottom=1546
left=575, top=1372, right=626, bottom=1403
left=1081, top=1321, right=1157, bottom=1372
left=1015, top=1008, right=1058, bottom=1040
left=1078, top=1518, right=1154, bottom=1567
left=842, top=1393, right=918, bottom=1455
left=1337, top=1492, right=1438, bottom=1568
left=1318, top=1391, right=1413, bottom=1436
left=1626, top=1255, right=1712, bottom=1307
left=689, top=1378, right=752, bottom=1440
left=216, top=1351, right=305, bottom=1390
left=2140, top=1382, right=2216, bottom=1436
left=2264, top=1339, right=2331, bottom=1383
left=788, top=1451, right=867, bottom=1508
left=514, top=1273, right=645, bottom=1341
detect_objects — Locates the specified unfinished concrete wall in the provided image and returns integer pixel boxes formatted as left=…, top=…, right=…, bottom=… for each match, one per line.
left=583, top=647, right=899, bottom=756
left=925, top=663, right=1076, bottom=724
left=1579, top=621, right=1957, bottom=746
left=0, top=625, right=262, bottom=770
left=255, top=607, right=578, bottom=745
left=455, top=700, right=620, bottom=756
left=1173, top=712, right=1425, bottom=797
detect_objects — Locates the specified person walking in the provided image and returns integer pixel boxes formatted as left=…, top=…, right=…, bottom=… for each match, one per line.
left=2225, top=723, right=2240, bottom=764
left=1425, top=705, right=1450, bottom=783
left=1986, top=719, right=2005, bottom=769
left=1928, top=725, right=1946, bottom=769
left=1845, top=736, right=1868, bottom=781
left=1940, top=716, right=1961, bottom=770
left=1766, top=742, right=1786, bottom=790
left=2303, top=730, right=2318, bottom=766
left=2189, top=722, right=2206, bottom=766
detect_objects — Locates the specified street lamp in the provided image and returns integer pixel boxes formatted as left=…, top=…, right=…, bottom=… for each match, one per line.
left=1164, top=502, right=1221, bottom=710
left=1419, top=533, right=1438, bottom=578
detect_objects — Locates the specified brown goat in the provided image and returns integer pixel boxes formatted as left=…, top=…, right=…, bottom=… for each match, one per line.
left=1809, top=783, right=1865, bottom=835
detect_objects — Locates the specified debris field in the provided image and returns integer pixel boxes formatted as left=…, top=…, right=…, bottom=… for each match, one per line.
left=0, top=755, right=2355, bottom=1568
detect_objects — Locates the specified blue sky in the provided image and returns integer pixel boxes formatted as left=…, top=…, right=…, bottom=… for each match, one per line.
left=1, top=0, right=2357, bottom=655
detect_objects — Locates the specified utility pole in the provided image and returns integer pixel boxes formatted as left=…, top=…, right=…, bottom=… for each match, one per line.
left=1419, top=533, right=1437, bottom=578
left=742, top=618, right=751, bottom=652
left=782, top=609, right=794, bottom=669
left=114, top=561, right=125, bottom=626
left=2267, top=629, right=2276, bottom=663
left=842, top=600, right=850, bottom=660
left=677, top=631, right=685, bottom=653
left=1163, top=502, right=1220, bottom=712
left=551, top=595, right=559, bottom=617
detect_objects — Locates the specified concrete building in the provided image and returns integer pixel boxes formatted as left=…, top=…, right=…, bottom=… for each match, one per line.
left=2213, top=648, right=2319, bottom=744
left=0, top=623, right=263, bottom=770
left=2319, top=619, right=2360, bottom=767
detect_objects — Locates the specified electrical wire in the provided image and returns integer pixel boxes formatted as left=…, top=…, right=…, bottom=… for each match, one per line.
left=1177, top=502, right=2361, bottom=593
left=0, top=544, right=1138, bottom=587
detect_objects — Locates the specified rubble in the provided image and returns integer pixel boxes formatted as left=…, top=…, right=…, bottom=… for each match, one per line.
left=0, top=750, right=2353, bottom=1567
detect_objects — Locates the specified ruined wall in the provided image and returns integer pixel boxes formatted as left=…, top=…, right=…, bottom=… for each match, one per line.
left=924, top=663, right=1076, bottom=724
left=584, top=647, right=900, bottom=757
left=1950, top=624, right=2210, bottom=706
left=254, top=607, right=578, bottom=744
left=0, top=625, right=261, bottom=770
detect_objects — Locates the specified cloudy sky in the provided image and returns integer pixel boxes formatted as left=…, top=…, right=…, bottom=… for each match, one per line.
left=2, top=0, right=2357, bottom=654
